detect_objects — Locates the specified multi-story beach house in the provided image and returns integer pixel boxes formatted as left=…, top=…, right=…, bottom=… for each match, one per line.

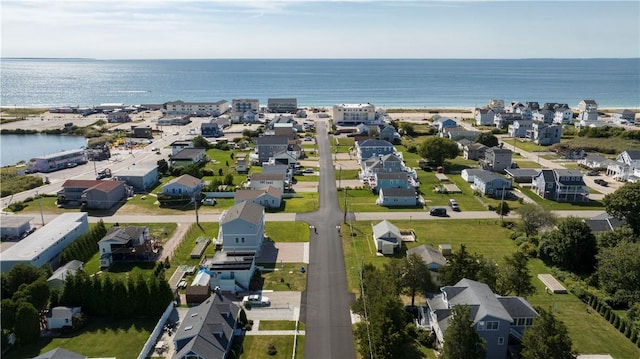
left=356, top=139, right=395, bottom=163
left=578, top=99, right=598, bottom=122
left=480, top=147, right=513, bottom=173
left=532, top=109, right=554, bottom=124
left=332, top=103, right=377, bottom=125
left=163, top=100, right=229, bottom=116
left=532, top=169, right=589, bottom=202
left=475, top=108, right=497, bottom=126
left=612, top=109, right=636, bottom=125
left=528, top=122, right=562, bottom=145
left=493, top=113, right=522, bottom=129
left=606, top=150, right=640, bottom=182
left=553, top=107, right=574, bottom=124
left=508, top=120, right=533, bottom=138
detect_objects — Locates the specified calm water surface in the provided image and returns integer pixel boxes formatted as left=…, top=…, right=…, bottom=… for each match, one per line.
left=0, top=134, right=86, bottom=167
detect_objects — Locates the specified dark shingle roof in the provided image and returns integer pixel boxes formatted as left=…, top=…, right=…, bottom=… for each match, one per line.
left=380, top=188, right=416, bottom=197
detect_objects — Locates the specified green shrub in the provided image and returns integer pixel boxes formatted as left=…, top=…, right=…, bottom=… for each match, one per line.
left=267, top=343, right=277, bottom=356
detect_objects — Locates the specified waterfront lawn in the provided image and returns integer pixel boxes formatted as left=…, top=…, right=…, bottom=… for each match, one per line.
left=519, top=187, right=604, bottom=210
left=259, top=263, right=307, bottom=291
left=282, top=193, right=319, bottom=213
left=3, top=316, right=156, bottom=359
left=342, top=219, right=516, bottom=293
left=240, top=335, right=303, bottom=359
left=265, top=222, right=310, bottom=242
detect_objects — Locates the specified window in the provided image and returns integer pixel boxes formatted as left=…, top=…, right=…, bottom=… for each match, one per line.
left=486, top=321, right=499, bottom=330
left=525, top=318, right=533, bottom=326
left=477, top=321, right=485, bottom=331
left=235, top=238, right=239, bottom=243
left=498, top=337, right=504, bottom=345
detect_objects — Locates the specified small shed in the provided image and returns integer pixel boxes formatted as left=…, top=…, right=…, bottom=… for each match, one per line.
left=190, top=237, right=210, bottom=259
left=185, top=285, right=210, bottom=305
left=439, top=244, right=452, bottom=256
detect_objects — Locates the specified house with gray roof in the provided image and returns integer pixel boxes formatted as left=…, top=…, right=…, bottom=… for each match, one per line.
left=585, top=212, right=626, bottom=233
left=472, top=172, right=512, bottom=197
left=374, top=172, right=410, bottom=192
left=475, top=107, right=496, bottom=126
left=249, top=172, right=286, bottom=192
left=527, top=122, right=562, bottom=145
left=441, top=127, right=480, bottom=142
left=47, top=260, right=83, bottom=290
left=46, top=306, right=81, bottom=330
left=162, top=174, right=204, bottom=197
left=461, top=168, right=486, bottom=183
left=507, top=119, right=533, bottom=138
left=202, top=251, right=257, bottom=294
left=173, top=294, right=240, bottom=359
left=493, top=112, right=522, bottom=129
left=33, top=347, right=87, bottom=359
left=578, top=154, right=614, bottom=170
left=98, top=226, right=151, bottom=267
left=256, top=135, right=290, bottom=165
left=612, top=109, right=636, bottom=124
left=378, top=125, right=401, bottom=143
left=218, top=201, right=265, bottom=255
left=578, top=99, right=598, bottom=122
left=407, top=245, right=446, bottom=271
left=463, top=143, right=488, bottom=160
left=361, top=153, right=404, bottom=179
left=532, top=169, right=589, bottom=202
left=356, top=139, right=395, bottom=163
left=372, top=220, right=402, bottom=255
left=480, top=147, right=513, bottom=173
left=170, top=148, right=207, bottom=168
left=234, top=186, right=282, bottom=209
left=427, top=278, right=537, bottom=359
left=504, top=168, right=540, bottom=183
left=376, top=188, right=419, bottom=208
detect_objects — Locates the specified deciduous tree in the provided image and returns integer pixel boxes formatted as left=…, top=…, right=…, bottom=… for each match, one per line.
left=14, top=302, right=40, bottom=345
left=439, top=245, right=497, bottom=291
left=477, top=132, right=499, bottom=148
left=517, top=204, right=556, bottom=237
left=538, top=217, right=597, bottom=274
left=417, top=137, right=459, bottom=166
left=596, top=225, right=638, bottom=249
left=603, top=182, right=640, bottom=235
left=401, top=254, right=436, bottom=306
left=521, top=307, right=576, bottom=359
left=441, top=305, right=486, bottom=359
left=496, top=251, right=535, bottom=297
left=597, top=241, right=640, bottom=307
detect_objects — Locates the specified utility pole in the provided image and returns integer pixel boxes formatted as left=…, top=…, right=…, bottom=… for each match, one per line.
left=344, top=186, right=348, bottom=224
left=36, top=191, right=44, bottom=226
left=194, top=193, right=199, bottom=224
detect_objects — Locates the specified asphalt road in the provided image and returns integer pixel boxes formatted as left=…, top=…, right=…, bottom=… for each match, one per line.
left=297, top=121, right=356, bottom=359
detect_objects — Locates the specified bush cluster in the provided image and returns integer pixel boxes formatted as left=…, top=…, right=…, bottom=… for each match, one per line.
left=59, top=220, right=107, bottom=264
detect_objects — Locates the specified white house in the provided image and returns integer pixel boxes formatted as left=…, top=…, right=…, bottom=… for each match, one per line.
left=204, top=251, right=256, bottom=294
left=475, top=108, right=496, bottom=126
left=372, top=220, right=402, bottom=255
left=553, top=108, right=573, bottom=124
left=333, top=103, right=377, bottom=125
left=46, top=306, right=81, bottom=330
left=612, top=109, right=635, bottom=124
left=249, top=172, right=286, bottom=192
left=98, top=226, right=150, bottom=267
left=234, top=187, right=283, bottom=209
left=461, top=168, right=487, bottom=183
left=377, top=188, right=418, bottom=207
left=162, top=174, right=204, bottom=197
left=218, top=201, right=265, bottom=255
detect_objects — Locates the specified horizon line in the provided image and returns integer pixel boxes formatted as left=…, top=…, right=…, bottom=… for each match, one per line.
left=2, top=57, right=640, bottom=61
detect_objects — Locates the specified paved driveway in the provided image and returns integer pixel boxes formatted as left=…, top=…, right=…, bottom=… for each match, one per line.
left=257, top=241, right=309, bottom=264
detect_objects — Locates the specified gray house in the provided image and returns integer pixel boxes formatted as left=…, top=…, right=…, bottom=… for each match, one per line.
left=532, top=169, right=589, bottom=202
left=376, top=188, right=418, bottom=207
left=356, top=139, right=395, bottom=163
left=374, top=172, right=410, bottom=192
left=407, top=245, right=446, bottom=271
left=115, top=165, right=159, bottom=192
left=528, top=122, right=562, bottom=145
left=256, top=135, right=290, bottom=165
left=47, top=260, right=83, bottom=290
left=475, top=108, right=496, bottom=126
left=507, top=120, right=533, bottom=138
left=481, top=147, right=513, bottom=173
left=463, top=143, right=488, bottom=160
left=58, top=179, right=127, bottom=209
left=173, top=294, right=240, bottom=359
left=472, top=172, right=512, bottom=197
left=427, top=278, right=537, bottom=359
left=218, top=201, right=265, bottom=255
left=372, top=220, right=402, bottom=255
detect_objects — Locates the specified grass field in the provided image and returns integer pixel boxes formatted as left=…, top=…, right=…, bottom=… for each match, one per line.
left=282, top=193, right=319, bottom=213
left=265, top=222, right=310, bottom=242
left=3, top=317, right=156, bottom=359
left=168, top=222, right=219, bottom=277
left=259, top=263, right=307, bottom=291
left=519, top=187, right=604, bottom=210
left=258, top=320, right=305, bottom=331
left=240, top=335, right=304, bottom=359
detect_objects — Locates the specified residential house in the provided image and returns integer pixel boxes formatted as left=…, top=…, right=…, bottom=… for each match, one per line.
left=268, top=115, right=295, bottom=130
left=435, top=117, right=457, bottom=133
left=162, top=174, right=204, bottom=197
left=461, top=168, right=487, bottom=183
left=173, top=294, right=240, bottom=359
left=46, top=306, right=81, bottom=330
left=493, top=113, right=522, bottom=129
left=255, top=136, right=290, bottom=165
left=234, top=187, right=282, bottom=209
left=240, top=110, right=259, bottom=124
left=356, top=139, right=395, bottom=163
left=407, top=245, right=447, bottom=271
left=157, top=116, right=191, bottom=126
left=57, top=179, right=127, bottom=209
left=376, top=188, right=418, bottom=207
left=361, top=153, right=405, bottom=179
left=132, top=126, right=152, bottom=139
left=553, top=107, right=574, bottom=124
left=488, top=99, right=505, bottom=112
left=475, top=108, right=496, bottom=126
left=472, top=172, right=512, bottom=197
left=170, top=140, right=194, bottom=156
left=201, top=120, right=224, bottom=138
left=107, top=110, right=130, bottom=123
left=268, top=98, right=297, bottom=113
left=427, top=278, right=538, bottom=359
left=606, top=150, right=640, bottom=181
left=532, top=109, right=554, bottom=124
left=0, top=213, right=89, bottom=273
left=372, top=220, right=402, bottom=255
left=577, top=154, right=613, bottom=170
left=456, top=138, right=473, bottom=152
left=528, top=122, right=562, bottom=145
left=578, top=99, right=598, bottom=121
left=532, top=169, right=589, bottom=202
left=203, top=251, right=257, bottom=294
left=170, top=148, right=207, bottom=168
left=249, top=172, right=286, bottom=192
left=218, top=201, right=265, bottom=255
left=504, top=169, right=540, bottom=183
left=612, top=109, right=635, bottom=124
left=115, top=165, right=159, bottom=192
left=442, top=127, right=480, bottom=141
left=98, top=226, right=152, bottom=267
left=507, top=120, right=533, bottom=138
left=576, top=118, right=607, bottom=129
left=33, top=348, right=87, bottom=359
left=374, top=172, right=410, bottom=192
left=47, top=260, right=83, bottom=290
left=261, top=164, right=292, bottom=184
left=463, top=143, right=488, bottom=160
left=480, top=147, right=513, bottom=173
left=585, top=212, right=626, bottom=233
left=379, top=125, right=401, bottom=143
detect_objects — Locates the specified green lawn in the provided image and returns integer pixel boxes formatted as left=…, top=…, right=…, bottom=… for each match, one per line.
left=168, top=222, right=219, bottom=277
left=3, top=317, right=156, bottom=359
left=282, top=194, right=319, bottom=213
left=338, top=188, right=424, bottom=212
left=259, top=263, right=308, bottom=291
left=265, top=222, right=310, bottom=242
left=259, top=320, right=305, bottom=331
left=510, top=139, right=552, bottom=153
left=513, top=160, right=542, bottom=168
left=416, top=170, right=489, bottom=211
left=293, top=174, right=319, bottom=182
left=335, top=169, right=360, bottom=183
left=240, top=335, right=304, bottom=359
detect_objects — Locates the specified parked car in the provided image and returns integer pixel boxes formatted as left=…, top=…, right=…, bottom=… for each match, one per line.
left=242, top=294, right=270, bottom=307
left=303, top=168, right=314, bottom=174
left=429, top=207, right=447, bottom=217
left=201, top=198, right=216, bottom=206
left=586, top=170, right=599, bottom=176
left=594, top=179, right=608, bottom=186
left=448, top=199, right=460, bottom=211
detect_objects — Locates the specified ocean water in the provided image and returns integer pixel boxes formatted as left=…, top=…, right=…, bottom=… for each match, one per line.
left=1, top=58, right=639, bottom=108
left=0, top=134, right=86, bottom=167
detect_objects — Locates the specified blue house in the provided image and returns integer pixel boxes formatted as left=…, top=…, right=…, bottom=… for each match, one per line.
left=473, top=171, right=512, bottom=197
left=356, top=139, right=395, bottom=163
left=374, top=172, right=410, bottom=192
left=376, top=188, right=418, bottom=207
left=435, top=117, right=457, bottom=133
left=532, top=169, right=589, bottom=202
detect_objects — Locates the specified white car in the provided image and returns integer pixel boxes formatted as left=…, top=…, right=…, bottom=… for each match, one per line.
left=242, top=294, right=270, bottom=307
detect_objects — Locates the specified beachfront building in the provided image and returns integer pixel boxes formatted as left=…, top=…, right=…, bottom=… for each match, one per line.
left=28, top=149, right=87, bottom=173
left=475, top=108, right=497, bottom=126
left=0, top=213, right=89, bottom=272
left=508, top=120, right=533, bottom=138
left=164, top=100, right=229, bottom=117
left=267, top=98, right=297, bottom=113
left=612, top=109, right=636, bottom=125
left=578, top=99, right=598, bottom=122
left=553, top=107, right=574, bottom=124
left=231, top=99, right=259, bottom=123
left=332, top=103, right=377, bottom=125
left=527, top=122, right=562, bottom=145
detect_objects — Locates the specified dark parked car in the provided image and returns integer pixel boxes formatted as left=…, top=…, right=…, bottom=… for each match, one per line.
left=594, top=179, right=608, bottom=186
left=429, top=207, right=447, bottom=217
left=586, top=170, right=599, bottom=176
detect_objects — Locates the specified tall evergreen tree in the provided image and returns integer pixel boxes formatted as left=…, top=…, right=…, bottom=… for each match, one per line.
left=521, top=308, right=576, bottom=359
left=441, top=305, right=486, bottom=359
left=1, top=299, right=17, bottom=331
left=401, top=254, right=436, bottom=306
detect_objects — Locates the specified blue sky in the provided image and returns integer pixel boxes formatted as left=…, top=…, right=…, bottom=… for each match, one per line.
left=1, top=1, right=639, bottom=59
